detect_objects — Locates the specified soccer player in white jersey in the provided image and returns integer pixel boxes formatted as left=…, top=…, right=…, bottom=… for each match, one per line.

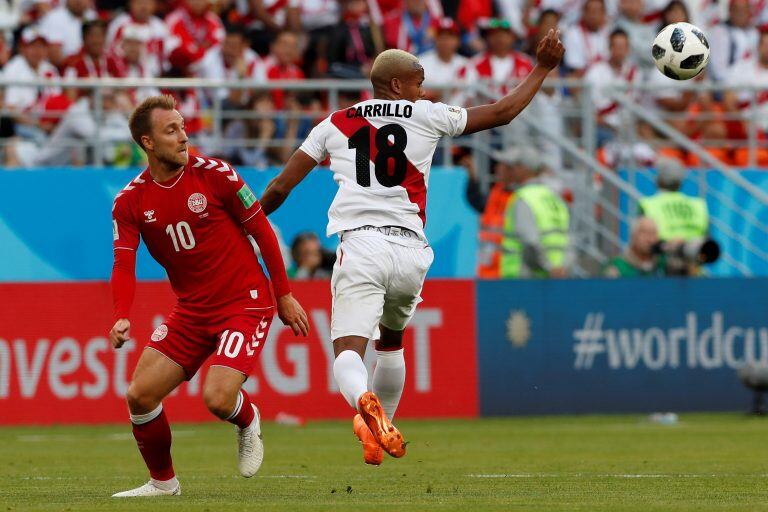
left=261, top=30, right=564, bottom=465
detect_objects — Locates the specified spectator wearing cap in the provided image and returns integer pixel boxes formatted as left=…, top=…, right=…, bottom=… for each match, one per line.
left=561, top=0, right=609, bottom=77
left=3, top=27, right=61, bottom=137
left=458, top=18, right=534, bottom=104
left=106, top=0, right=169, bottom=78
left=584, top=28, right=640, bottom=146
left=461, top=147, right=518, bottom=278
left=165, top=0, right=225, bottom=75
left=708, top=0, right=758, bottom=82
left=638, top=157, right=709, bottom=242
left=197, top=25, right=262, bottom=106
left=36, top=0, right=97, bottom=68
left=111, top=24, right=161, bottom=102
left=500, top=148, right=571, bottom=279
left=326, top=0, right=378, bottom=79
left=418, top=17, right=466, bottom=102
left=383, top=0, right=437, bottom=54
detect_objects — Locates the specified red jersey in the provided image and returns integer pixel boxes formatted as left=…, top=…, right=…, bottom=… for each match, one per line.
left=112, top=156, right=276, bottom=317
left=165, top=6, right=225, bottom=69
left=63, top=51, right=122, bottom=79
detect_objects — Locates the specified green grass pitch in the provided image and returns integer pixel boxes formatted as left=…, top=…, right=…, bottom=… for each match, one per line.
left=2, top=413, right=768, bottom=511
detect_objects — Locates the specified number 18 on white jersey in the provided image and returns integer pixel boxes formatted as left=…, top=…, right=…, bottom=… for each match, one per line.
left=298, top=99, right=468, bottom=239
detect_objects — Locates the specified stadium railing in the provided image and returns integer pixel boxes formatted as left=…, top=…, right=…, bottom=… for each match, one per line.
left=1, top=77, right=766, bottom=275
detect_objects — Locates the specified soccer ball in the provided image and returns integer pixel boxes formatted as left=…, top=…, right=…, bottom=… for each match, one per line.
left=652, top=22, right=710, bottom=80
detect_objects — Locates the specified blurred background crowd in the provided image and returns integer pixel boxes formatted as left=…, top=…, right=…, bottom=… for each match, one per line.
left=1, top=0, right=767, bottom=165
left=0, top=0, right=763, bottom=278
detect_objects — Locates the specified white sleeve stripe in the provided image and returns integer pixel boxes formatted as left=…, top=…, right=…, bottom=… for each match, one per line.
left=114, top=247, right=136, bottom=251
left=240, top=205, right=263, bottom=224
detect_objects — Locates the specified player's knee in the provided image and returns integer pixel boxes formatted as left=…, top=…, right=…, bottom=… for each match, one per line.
left=376, top=325, right=404, bottom=351
left=125, top=384, right=159, bottom=415
left=203, top=386, right=237, bottom=418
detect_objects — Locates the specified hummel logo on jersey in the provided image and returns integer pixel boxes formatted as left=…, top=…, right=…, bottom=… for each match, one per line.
left=144, top=210, right=156, bottom=223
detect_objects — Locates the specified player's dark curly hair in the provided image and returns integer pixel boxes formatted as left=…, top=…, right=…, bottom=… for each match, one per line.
left=128, top=95, right=177, bottom=150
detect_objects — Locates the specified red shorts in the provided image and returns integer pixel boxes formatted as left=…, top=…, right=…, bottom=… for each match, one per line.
left=146, top=307, right=274, bottom=379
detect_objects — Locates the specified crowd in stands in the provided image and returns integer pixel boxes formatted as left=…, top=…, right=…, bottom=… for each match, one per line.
left=0, top=0, right=767, bottom=167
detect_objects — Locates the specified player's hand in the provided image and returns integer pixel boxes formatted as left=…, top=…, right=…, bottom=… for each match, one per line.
left=536, top=29, right=565, bottom=70
left=109, top=318, right=131, bottom=349
left=277, top=293, right=309, bottom=336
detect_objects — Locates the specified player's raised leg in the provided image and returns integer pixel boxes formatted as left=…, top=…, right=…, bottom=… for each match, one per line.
left=113, top=348, right=186, bottom=497
left=202, top=365, right=264, bottom=477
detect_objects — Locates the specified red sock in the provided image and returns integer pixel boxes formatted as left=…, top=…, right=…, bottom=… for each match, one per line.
left=131, top=408, right=175, bottom=481
left=227, top=389, right=256, bottom=429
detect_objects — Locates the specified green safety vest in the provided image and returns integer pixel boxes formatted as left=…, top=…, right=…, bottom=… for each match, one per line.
left=639, top=192, right=708, bottom=241
left=500, top=184, right=570, bottom=278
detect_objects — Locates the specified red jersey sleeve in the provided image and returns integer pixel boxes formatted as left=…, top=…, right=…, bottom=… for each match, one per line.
left=111, top=193, right=139, bottom=320
left=206, top=159, right=292, bottom=297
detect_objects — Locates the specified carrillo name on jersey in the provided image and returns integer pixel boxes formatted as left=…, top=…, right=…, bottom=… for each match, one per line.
left=346, top=103, right=413, bottom=119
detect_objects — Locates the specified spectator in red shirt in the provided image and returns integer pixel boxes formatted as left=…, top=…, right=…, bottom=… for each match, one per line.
left=459, top=18, right=534, bottom=104
left=64, top=20, right=122, bottom=82
left=165, top=0, right=225, bottom=74
left=258, top=30, right=304, bottom=109
left=383, top=0, right=438, bottom=54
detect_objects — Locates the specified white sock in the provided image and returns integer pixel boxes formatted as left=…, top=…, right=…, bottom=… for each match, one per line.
left=151, top=476, right=179, bottom=491
left=129, top=404, right=162, bottom=425
left=333, top=350, right=369, bottom=411
left=372, top=349, right=405, bottom=419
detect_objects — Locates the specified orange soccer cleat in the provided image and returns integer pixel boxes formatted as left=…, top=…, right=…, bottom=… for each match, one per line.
left=353, top=414, right=384, bottom=465
left=357, top=391, right=406, bottom=458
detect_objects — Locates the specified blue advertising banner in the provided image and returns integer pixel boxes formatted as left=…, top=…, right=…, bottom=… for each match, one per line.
left=0, top=167, right=477, bottom=281
left=476, top=278, right=768, bottom=415
left=619, top=169, right=768, bottom=276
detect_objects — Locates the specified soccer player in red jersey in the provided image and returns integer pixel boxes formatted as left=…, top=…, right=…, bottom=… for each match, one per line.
left=109, top=95, right=309, bottom=497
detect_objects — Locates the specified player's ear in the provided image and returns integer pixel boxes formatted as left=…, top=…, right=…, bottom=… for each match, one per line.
left=141, top=134, right=153, bottom=151
left=391, top=77, right=401, bottom=95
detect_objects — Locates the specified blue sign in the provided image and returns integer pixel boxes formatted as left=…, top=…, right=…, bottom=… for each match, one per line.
left=476, top=279, right=768, bottom=415
left=0, top=167, right=478, bottom=281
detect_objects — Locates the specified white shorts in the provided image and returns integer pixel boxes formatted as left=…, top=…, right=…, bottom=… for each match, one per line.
left=330, top=229, right=434, bottom=341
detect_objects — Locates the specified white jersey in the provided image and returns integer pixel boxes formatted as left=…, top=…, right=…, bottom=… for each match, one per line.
left=299, top=99, right=468, bottom=238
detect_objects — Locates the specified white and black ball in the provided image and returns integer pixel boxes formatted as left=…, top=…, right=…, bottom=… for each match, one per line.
left=652, top=22, right=710, bottom=80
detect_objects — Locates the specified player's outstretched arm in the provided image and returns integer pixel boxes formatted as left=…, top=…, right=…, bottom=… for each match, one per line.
left=261, top=149, right=318, bottom=215
left=462, top=29, right=564, bottom=135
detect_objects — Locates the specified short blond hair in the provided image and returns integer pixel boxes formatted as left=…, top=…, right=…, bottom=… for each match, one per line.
left=371, top=49, right=420, bottom=79
left=128, top=95, right=177, bottom=150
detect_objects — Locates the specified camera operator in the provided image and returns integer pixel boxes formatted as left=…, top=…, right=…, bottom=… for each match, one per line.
left=603, top=217, right=669, bottom=278
left=637, top=157, right=718, bottom=276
